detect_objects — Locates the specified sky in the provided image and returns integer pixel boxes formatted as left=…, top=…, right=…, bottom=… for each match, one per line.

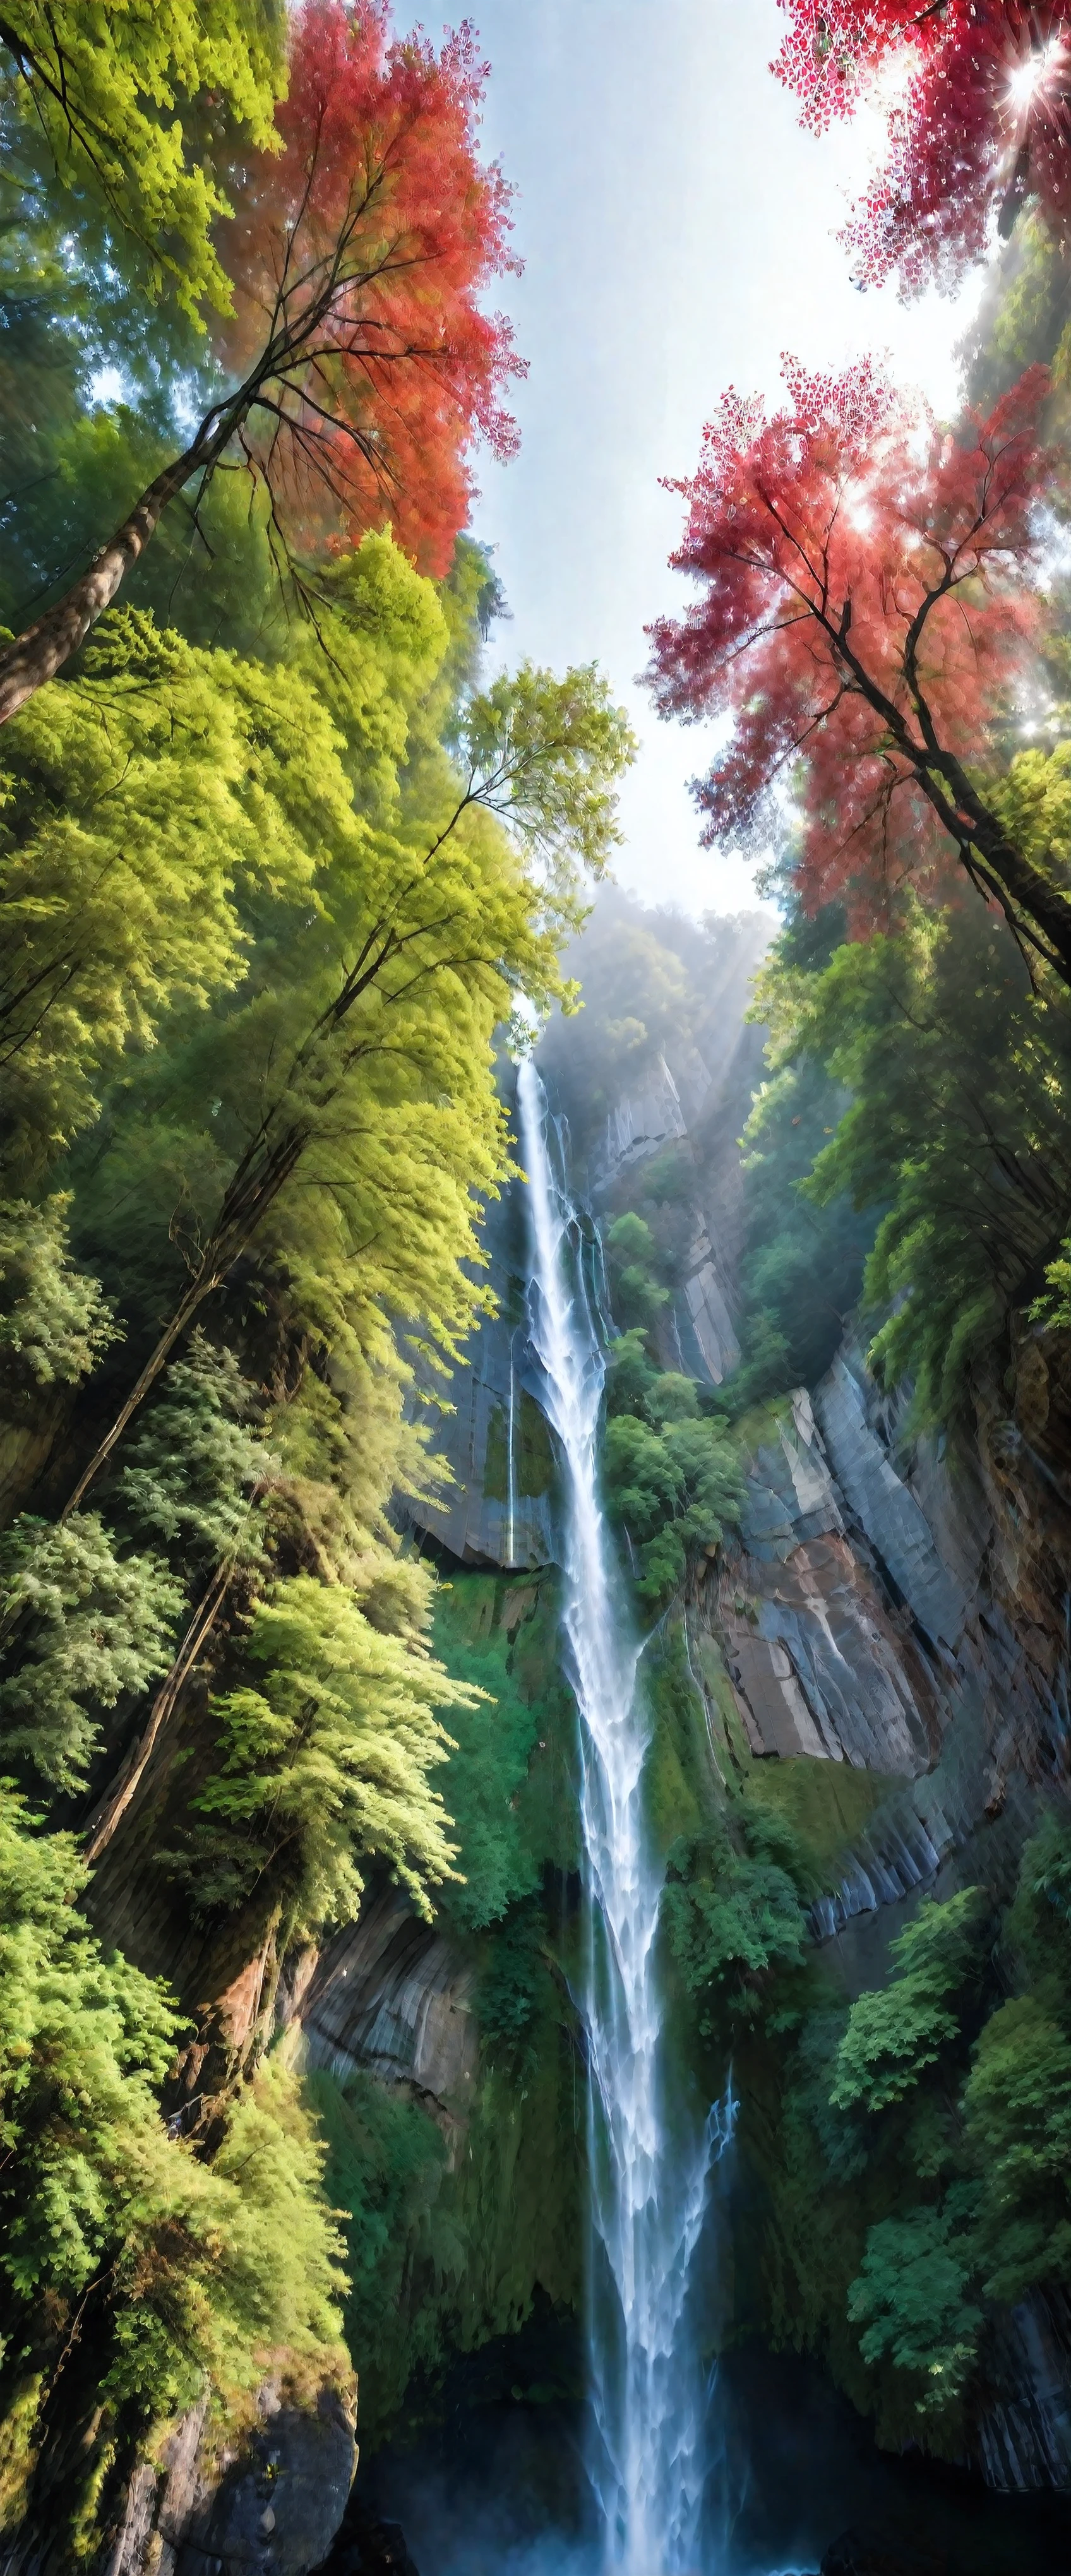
left=463, top=0, right=984, bottom=919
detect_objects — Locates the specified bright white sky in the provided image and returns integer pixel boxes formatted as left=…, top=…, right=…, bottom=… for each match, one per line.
left=465, top=0, right=984, bottom=918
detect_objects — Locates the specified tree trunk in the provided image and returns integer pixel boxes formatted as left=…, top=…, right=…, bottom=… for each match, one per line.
left=960, top=809, right=1071, bottom=987
left=61, top=1121, right=306, bottom=1517
left=926, top=748, right=1071, bottom=987
left=62, top=1265, right=224, bottom=1520
left=0, top=410, right=234, bottom=726
left=81, top=1555, right=237, bottom=1863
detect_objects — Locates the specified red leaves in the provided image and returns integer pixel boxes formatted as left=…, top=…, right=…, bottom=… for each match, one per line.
left=648, top=356, right=1054, bottom=931
left=774, top=3, right=1071, bottom=292
left=216, top=0, right=523, bottom=576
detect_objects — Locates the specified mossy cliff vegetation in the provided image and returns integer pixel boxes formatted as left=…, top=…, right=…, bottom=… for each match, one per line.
left=305, top=1568, right=585, bottom=2453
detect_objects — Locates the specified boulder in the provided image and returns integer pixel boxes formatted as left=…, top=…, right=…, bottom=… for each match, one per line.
left=104, top=2374, right=357, bottom=2576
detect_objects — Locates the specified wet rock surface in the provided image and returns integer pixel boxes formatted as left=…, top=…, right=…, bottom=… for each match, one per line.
left=296, top=1884, right=477, bottom=2120
left=819, top=2538, right=947, bottom=2576
left=103, top=2378, right=357, bottom=2576
left=310, top=2498, right=420, bottom=2576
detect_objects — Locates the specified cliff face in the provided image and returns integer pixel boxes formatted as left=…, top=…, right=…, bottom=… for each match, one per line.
left=582, top=977, right=1071, bottom=2491
left=683, top=1356, right=1071, bottom=2481
left=397, top=1059, right=557, bottom=1570
left=65, top=890, right=1071, bottom=2565
left=365, top=897, right=1071, bottom=2491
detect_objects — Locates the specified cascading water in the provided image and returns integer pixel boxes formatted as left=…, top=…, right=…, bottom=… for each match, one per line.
left=517, top=1059, right=736, bottom=2576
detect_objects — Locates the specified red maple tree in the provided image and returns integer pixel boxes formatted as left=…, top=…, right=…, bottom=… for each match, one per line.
left=647, top=354, right=1071, bottom=981
left=0, top=0, right=521, bottom=724
left=774, top=2, right=1071, bottom=292
left=217, top=0, right=520, bottom=580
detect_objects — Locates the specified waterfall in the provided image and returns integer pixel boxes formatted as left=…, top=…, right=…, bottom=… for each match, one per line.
left=518, top=1060, right=734, bottom=2576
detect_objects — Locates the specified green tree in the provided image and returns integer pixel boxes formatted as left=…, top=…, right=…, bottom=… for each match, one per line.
left=752, top=890, right=1071, bottom=1424
left=832, top=1892, right=983, bottom=2115
left=605, top=1212, right=669, bottom=1334
left=846, top=2195, right=982, bottom=2422
left=964, top=1995, right=1071, bottom=2305
left=0, top=1513, right=182, bottom=1791
left=602, top=1400, right=743, bottom=1611
left=168, top=1575, right=481, bottom=1940
left=0, top=1196, right=116, bottom=1390
left=0, top=4, right=285, bottom=319
left=663, top=1812, right=810, bottom=2036
left=0, top=604, right=336, bottom=1173
left=0, top=1788, right=347, bottom=2546
left=114, top=1333, right=269, bottom=1578
left=61, top=640, right=631, bottom=1511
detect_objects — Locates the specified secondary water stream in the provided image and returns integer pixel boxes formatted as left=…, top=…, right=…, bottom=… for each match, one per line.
left=517, top=1059, right=730, bottom=2575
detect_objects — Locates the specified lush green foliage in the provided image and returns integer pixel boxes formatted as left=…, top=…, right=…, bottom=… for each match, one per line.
left=601, top=1213, right=744, bottom=1607
left=663, top=1812, right=810, bottom=2034
left=831, top=1892, right=983, bottom=2114
left=0, top=1790, right=345, bottom=2479
left=845, top=2195, right=983, bottom=2415
left=0, top=1199, right=116, bottom=1392
left=424, top=1582, right=542, bottom=1933
left=726, top=905, right=877, bottom=1413
left=965, top=1995, right=1071, bottom=2303
left=114, top=1334, right=269, bottom=1576
left=1, top=603, right=332, bottom=1171
left=172, top=1576, right=474, bottom=1936
left=739, top=1823, right=1071, bottom=2452
left=746, top=890, right=1071, bottom=1422
left=0, top=3, right=285, bottom=319
left=0, top=1513, right=182, bottom=1792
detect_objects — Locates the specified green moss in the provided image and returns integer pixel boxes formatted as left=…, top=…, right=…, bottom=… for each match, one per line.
left=482, top=1394, right=556, bottom=1508
left=484, top=1400, right=508, bottom=1503
left=304, top=1564, right=587, bottom=2452
left=517, top=1390, right=556, bottom=1497
left=309, top=2001, right=583, bottom=2448
left=642, top=1618, right=722, bottom=1857
left=431, top=1570, right=579, bottom=1911
left=741, top=1758, right=900, bottom=1885
left=729, top=1394, right=795, bottom=1462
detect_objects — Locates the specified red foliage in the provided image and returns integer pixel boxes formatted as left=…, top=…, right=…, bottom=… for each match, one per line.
left=773, top=3, right=1071, bottom=292
left=647, top=356, right=1055, bottom=933
left=217, top=0, right=522, bottom=576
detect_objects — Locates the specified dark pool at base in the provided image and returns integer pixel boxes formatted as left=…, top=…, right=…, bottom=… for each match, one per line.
left=335, top=2321, right=1071, bottom=2576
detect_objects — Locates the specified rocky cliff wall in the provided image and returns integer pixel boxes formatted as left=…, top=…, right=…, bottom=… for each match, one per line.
left=679, top=1345, right=1071, bottom=2490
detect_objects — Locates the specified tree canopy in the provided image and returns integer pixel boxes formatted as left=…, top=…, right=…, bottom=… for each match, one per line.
left=648, top=354, right=1071, bottom=982
left=0, top=0, right=522, bottom=721
left=773, top=1, right=1071, bottom=292
left=0, top=1, right=286, bottom=318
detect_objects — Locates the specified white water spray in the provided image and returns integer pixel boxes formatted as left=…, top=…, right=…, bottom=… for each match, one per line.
left=518, top=1060, right=736, bottom=2576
